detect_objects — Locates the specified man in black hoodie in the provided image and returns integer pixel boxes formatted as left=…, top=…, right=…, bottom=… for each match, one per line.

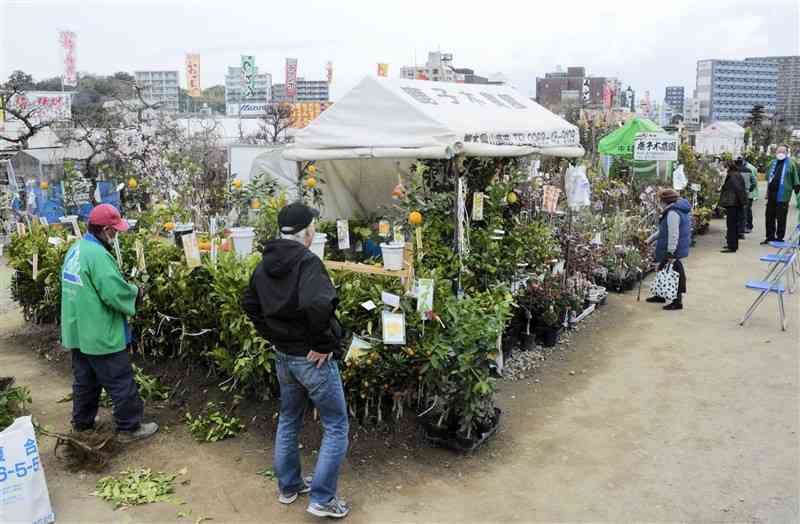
left=242, top=202, right=350, bottom=519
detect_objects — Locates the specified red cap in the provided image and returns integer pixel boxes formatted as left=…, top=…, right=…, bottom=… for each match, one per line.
left=88, top=204, right=129, bottom=232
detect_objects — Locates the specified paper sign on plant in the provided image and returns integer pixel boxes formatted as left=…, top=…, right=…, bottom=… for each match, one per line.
left=381, top=291, right=401, bottom=308
left=183, top=232, right=202, bottom=269
left=345, top=336, right=372, bottom=363
left=472, top=192, right=485, bottom=221
left=382, top=310, right=406, bottom=345
left=393, top=225, right=404, bottom=243
left=38, top=216, right=48, bottom=227
left=378, top=220, right=390, bottom=238
left=415, top=227, right=423, bottom=261
left=337, top=219, right=350, bottom=250
left=32, top=252, right=38, bottom=279
left=134, top=240, right=147, bottom=273
left=416, top=278, right=434, bottom=320
left=16, top=222, right=26, bottom=236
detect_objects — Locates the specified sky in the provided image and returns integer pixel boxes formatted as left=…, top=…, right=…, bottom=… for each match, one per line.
left=1, top=0, right=798, bottom=102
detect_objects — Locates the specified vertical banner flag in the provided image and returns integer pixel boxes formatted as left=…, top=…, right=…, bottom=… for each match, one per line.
left=602, top=81, right=612, bottom=109
left=59, top=30, right=77, bottom=87
left=326, top=61, right=333, bottom=84
left=582, top=78, right=591, bottom=105
left=186, top=54, right=201, bottom=97
left=377, top=63, right=389, bottom=77
left=241, top=55, right=256, bottom=98
left=286, top=58, right=298, bottom=99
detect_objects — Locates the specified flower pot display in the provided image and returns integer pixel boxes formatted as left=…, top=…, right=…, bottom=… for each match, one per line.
left=229, top=226, right=255, bottom=256
left=379, top=242, right=405, bottom=270
left=535, top=326, right=561, bottom=348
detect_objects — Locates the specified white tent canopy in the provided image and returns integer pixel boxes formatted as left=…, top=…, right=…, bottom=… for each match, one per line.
left=283, top=77, right=583, bottom=161
left=695, top=121, right=745, bottom=156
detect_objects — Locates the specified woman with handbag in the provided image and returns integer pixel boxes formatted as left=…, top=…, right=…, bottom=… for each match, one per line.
left=646, top=189, right=692, bottom=310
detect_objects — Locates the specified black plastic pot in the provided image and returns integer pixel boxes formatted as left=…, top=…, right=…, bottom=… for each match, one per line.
left=535, top=326, right=561, bottom=348
left=423, top=408, right=502, bottom=454
left=520, top=333, right=537, bottom=352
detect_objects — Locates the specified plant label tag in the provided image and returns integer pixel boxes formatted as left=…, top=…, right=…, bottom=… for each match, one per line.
left=393, top=225, right=404, bottom=243
left=48, top=237, right=64, bottom=247
left=210, top=238, right=218, bottom=268
left=416, top=278, right=434, bottom=320
left=134, top=240, right=147, bottom=273
left=552, top=260, right=565, bottom=275
left=32, top=252, right=38, bottom=280
left=355, top=241, right=363, bottom=253
left=472, top=192, right=485, bottom=221
left=16, top=222, right=26, bottom=237
left=378, top=220, right=391, bottom=238
left=361, top=300, right=377, bottom=311
left=69, top=217, right=81, bottom=238
left=381, top=291, right=401, bottom=308
left=690, top=183, right=701, bottom=192
left=337, top=219, right=350, bottom=250
left=183, top=232, right=202, bottom=269
left=209, top=217, right=218, bottom=237
left=382, top=310, right=406, bottom=345
left=38, top=216, right=49, bottom=227
left=415, top=227, right=423, bottom=261
left=345, top=336, right=372, bottom=363
left=591, top=232, right=602, bottom=245
left=112, top=235, right=123, bottom=267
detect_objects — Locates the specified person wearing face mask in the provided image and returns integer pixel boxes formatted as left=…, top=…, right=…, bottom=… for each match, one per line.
left=60, top=204, right=158, bottom=443
left=646, top=189, right=692, bottom=310
left=761, top=145, right=800, bottom=244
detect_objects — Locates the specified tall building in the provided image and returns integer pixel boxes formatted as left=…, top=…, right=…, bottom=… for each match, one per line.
left=134, top=71, right=180, bottom=112
left=271, top=79, right=330, bottom=103
left=535, top=66, right=617, bottom=110
left=684, top=96, right=702, bottom=129
left=225, top=66, right=272, bottom=117
left=664, top=86, right=685, bottom=116
left=745, top=56, right=800, bottom=127
left=399, top=51, right=502, bottom=84
left=695, top=59, right=778, bottom=124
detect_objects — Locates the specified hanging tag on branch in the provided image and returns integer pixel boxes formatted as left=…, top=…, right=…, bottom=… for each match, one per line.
left=183, top=232, right=201, bottom=269
left=472, top=192, right=485, bottom=221
left=337, top=219, right=350, bottom=250
left=38, top=216, right=49, bottom=227
left=415, top=227, right=423, bottom=261
left=16, top=222, right=26, bottom=237
left=113, top=235, right=123, bottom=268
left=416, top=278, right=434, bottom=320
left=134, top=240, right=147, bottom=273
left=381, top=310, right=406, bottom=345
left=32, top=252, right=38, bottom=280
left=378, top=220, right=391, bottom=238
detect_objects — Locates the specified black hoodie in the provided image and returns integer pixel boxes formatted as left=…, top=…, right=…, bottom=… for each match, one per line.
left=241, top=239, right=343, bottom=356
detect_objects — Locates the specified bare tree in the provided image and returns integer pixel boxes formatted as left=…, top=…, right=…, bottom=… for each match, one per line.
left=257, top=103, right=294, bottom=143
left=0, top=85, right=52, bottom=149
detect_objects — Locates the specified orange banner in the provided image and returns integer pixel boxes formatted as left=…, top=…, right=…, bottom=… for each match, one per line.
left=186, top=54, right=201, bottom=97
left=291, top=102, right=333, bottom=129
left=377, top=63, right=389, bottom=77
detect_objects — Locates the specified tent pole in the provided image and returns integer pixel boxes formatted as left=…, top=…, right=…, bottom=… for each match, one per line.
left=295, top=161, right=303, bottom=201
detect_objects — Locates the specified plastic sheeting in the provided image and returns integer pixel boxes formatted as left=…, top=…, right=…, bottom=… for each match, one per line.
left=565, top=165, right=591, bottom=209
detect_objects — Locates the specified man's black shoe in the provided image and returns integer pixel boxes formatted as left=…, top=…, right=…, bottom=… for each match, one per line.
left=721, top=248, right=737, bottom=253
left=760, top=239, right=773, bottom=245
left=738, top=234, right=745, bottom=239
left=663, top=301, right=683, bottom=311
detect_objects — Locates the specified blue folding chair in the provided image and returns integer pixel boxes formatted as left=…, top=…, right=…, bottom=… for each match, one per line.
left=741, top=252, right=797, bottom=331
left=761, top=223, right=800, bottom=294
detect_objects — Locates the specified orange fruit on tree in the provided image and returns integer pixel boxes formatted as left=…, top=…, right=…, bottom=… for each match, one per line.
left=40, top=181, right=49, bottom=190
left=250, top=198, right=261, bottom=209
left=408, top=211, right=423, bottom=226
left=128, top=177, right=138, bottom=189
left=232, top=179, right=242, bottom=190
left=163, top=222, right=176, bottom=232
left=307, top=164, right=317, bottom=175
left=305, top=177, right=317, bottom=189
left=506, top=191, right=519, bottom=204
left=198, top=241, right=212, bottom=251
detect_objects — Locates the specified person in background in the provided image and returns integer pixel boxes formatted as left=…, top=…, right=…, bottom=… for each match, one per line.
left=61, top=204, right=158, bottom=442
left=744, top=159, right=759, bottom=234
left=735, top=157, right=751, bottom=239
left=761, top=145, right=800, bottom=244
left=646, top=189, right=692, bottom=310
left=719, top=162, right=748, bottom=253
left=242, top=202, right=350, bottom=519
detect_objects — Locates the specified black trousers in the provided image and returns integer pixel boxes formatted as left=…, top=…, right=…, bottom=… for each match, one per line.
left=738, top=205, right=746, bottom=235
left=71, top=349, right=143, bottom=432
left=725, top=206, right=741, bottom=250
left=746, top=199, right=754, bottom=230
left=765, top=199, right=789, bottom=241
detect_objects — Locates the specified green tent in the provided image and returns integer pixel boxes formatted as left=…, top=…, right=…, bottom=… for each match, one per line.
left=597, top=117, right=664, bottom=158
left=598, top=117, right=672, bottom=182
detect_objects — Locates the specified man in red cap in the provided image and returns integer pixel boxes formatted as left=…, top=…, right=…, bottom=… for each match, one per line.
left=61, top=204, right=158, bottom=442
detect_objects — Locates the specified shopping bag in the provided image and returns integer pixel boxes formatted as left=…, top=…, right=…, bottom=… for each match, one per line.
left=672, top=165, right=688, bottom=190
left=649, top=262, right=679, bottom=301
left=0, top=416, right=55, bottom=524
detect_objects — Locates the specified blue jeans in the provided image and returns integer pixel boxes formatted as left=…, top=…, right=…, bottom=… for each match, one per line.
left=274, top=351, right=348, bottom=505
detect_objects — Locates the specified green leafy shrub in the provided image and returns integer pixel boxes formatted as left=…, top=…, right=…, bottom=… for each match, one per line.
left=185, top=401, right=244, bottom=442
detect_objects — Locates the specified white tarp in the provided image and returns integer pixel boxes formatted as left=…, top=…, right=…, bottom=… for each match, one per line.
left=695, top=121, right=745, bottom=156
left=284, top=77, right=583, bottom=160
left=248, top=147, right=414, bottom=219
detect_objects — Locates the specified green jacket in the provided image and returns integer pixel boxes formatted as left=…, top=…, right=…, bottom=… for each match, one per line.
left=766, top=158, right=800, bottom=203
left=61, top=234, right=138, bottom=355
left=746, top=162, right=759, bottom=199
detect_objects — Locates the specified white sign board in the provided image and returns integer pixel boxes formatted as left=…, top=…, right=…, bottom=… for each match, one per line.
left=5, top=91, right=72, bottom=124
left=226, top=102, right=268, bottom=117
left=634, top=133, right=678, bottom=161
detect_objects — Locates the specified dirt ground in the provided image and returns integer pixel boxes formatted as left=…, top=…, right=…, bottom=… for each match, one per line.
left=1, top=195, right=797, bottom=523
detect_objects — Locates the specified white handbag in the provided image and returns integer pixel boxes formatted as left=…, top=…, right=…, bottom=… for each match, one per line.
left=649, top=262, right=680, bottom=301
